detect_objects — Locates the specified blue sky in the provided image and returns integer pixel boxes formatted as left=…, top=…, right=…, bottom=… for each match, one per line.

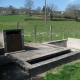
left=0, top=0, right=80, bottom=11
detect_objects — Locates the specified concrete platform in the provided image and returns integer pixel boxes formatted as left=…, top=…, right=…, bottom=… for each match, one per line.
left=1, top=40, right=80, bottom=79
left=5, top=44, right=71, bottom=77
left=9, top=44, right=70, bottom=62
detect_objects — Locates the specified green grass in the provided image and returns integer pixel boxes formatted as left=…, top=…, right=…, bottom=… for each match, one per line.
left=41, top=62, right=80, bottom=80
left=0, top=15, right=80, bottom=42
left=0, top=43, right=2, bottom=47
left=1, top=15, right=80, bottom=79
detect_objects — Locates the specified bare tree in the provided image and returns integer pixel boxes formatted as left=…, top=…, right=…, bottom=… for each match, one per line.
left=36, top=6, right=41, bottom=13
left=47, top=3, right=58, bottom=20
left=65, top=4, right=80, bottom=21
left=8, top=5, right=15, bottom=14
left=19, top=7, right=27, bottom=14
left=24, top=0, right=34, bottom=16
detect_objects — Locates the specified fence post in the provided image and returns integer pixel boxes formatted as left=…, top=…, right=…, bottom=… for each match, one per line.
left=50, top=25, right=52, bottom=41
left=16, top=22, right=19, bottom=29
left=34, top=25, right=36, bottom=43
left=73, top=27, right=75, bottom=38
left=62, top=27, right=65, bottom=39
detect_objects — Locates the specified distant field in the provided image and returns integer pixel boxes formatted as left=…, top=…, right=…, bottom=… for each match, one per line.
left=0, top=15, right=80, bottom=42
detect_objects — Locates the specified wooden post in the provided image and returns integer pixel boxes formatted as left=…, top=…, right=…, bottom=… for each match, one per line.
left=16, top=22, right=19, bottom=29
left=45, top=0, right=47, bottom=29
left=34, top=25, right=36, bottom=43
left=73, top=28, right=75, bottom=38
left=62, top=27, right=65, bottom=39
left=50, top=25, right=52, bottom=41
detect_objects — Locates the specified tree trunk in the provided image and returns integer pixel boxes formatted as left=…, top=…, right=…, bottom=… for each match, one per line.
left=50, top=13, right=53, bottom=20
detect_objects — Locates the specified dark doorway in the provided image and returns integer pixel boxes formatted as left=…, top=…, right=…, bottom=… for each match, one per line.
left=6, top=30, right=23, bottom=52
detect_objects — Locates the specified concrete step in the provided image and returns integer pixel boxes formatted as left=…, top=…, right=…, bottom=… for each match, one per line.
left=27, top=49, right=71, bottom=65
left=27, top=51, right=80, bottom=77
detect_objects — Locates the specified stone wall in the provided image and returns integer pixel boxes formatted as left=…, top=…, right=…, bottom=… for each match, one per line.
left=43, top=39, right=67, bottom=47
left=67, top=38, right=80, bottom=50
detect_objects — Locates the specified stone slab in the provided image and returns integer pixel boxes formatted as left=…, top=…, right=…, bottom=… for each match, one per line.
left=9, top=44, right=70, bottom=62
left=6, top=44, right=71, bottom=77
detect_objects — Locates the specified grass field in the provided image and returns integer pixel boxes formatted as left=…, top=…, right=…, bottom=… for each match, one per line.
left=1, top=15, right=80, bottom=79
left=0, top=15, right=80, bottom=42
left=41, top=61, right=80, bottom=80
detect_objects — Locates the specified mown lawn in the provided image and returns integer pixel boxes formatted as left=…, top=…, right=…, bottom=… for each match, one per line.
left=0, top=15, right=80, bottom=42
left=41, top=61, right=80, bottom=80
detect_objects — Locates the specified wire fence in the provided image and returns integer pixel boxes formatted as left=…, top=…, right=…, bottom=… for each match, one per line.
left=16, top=22, right=80, bottom=42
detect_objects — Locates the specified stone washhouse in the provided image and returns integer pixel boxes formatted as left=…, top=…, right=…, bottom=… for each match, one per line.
left=0, top=29, right=80, bottom=80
